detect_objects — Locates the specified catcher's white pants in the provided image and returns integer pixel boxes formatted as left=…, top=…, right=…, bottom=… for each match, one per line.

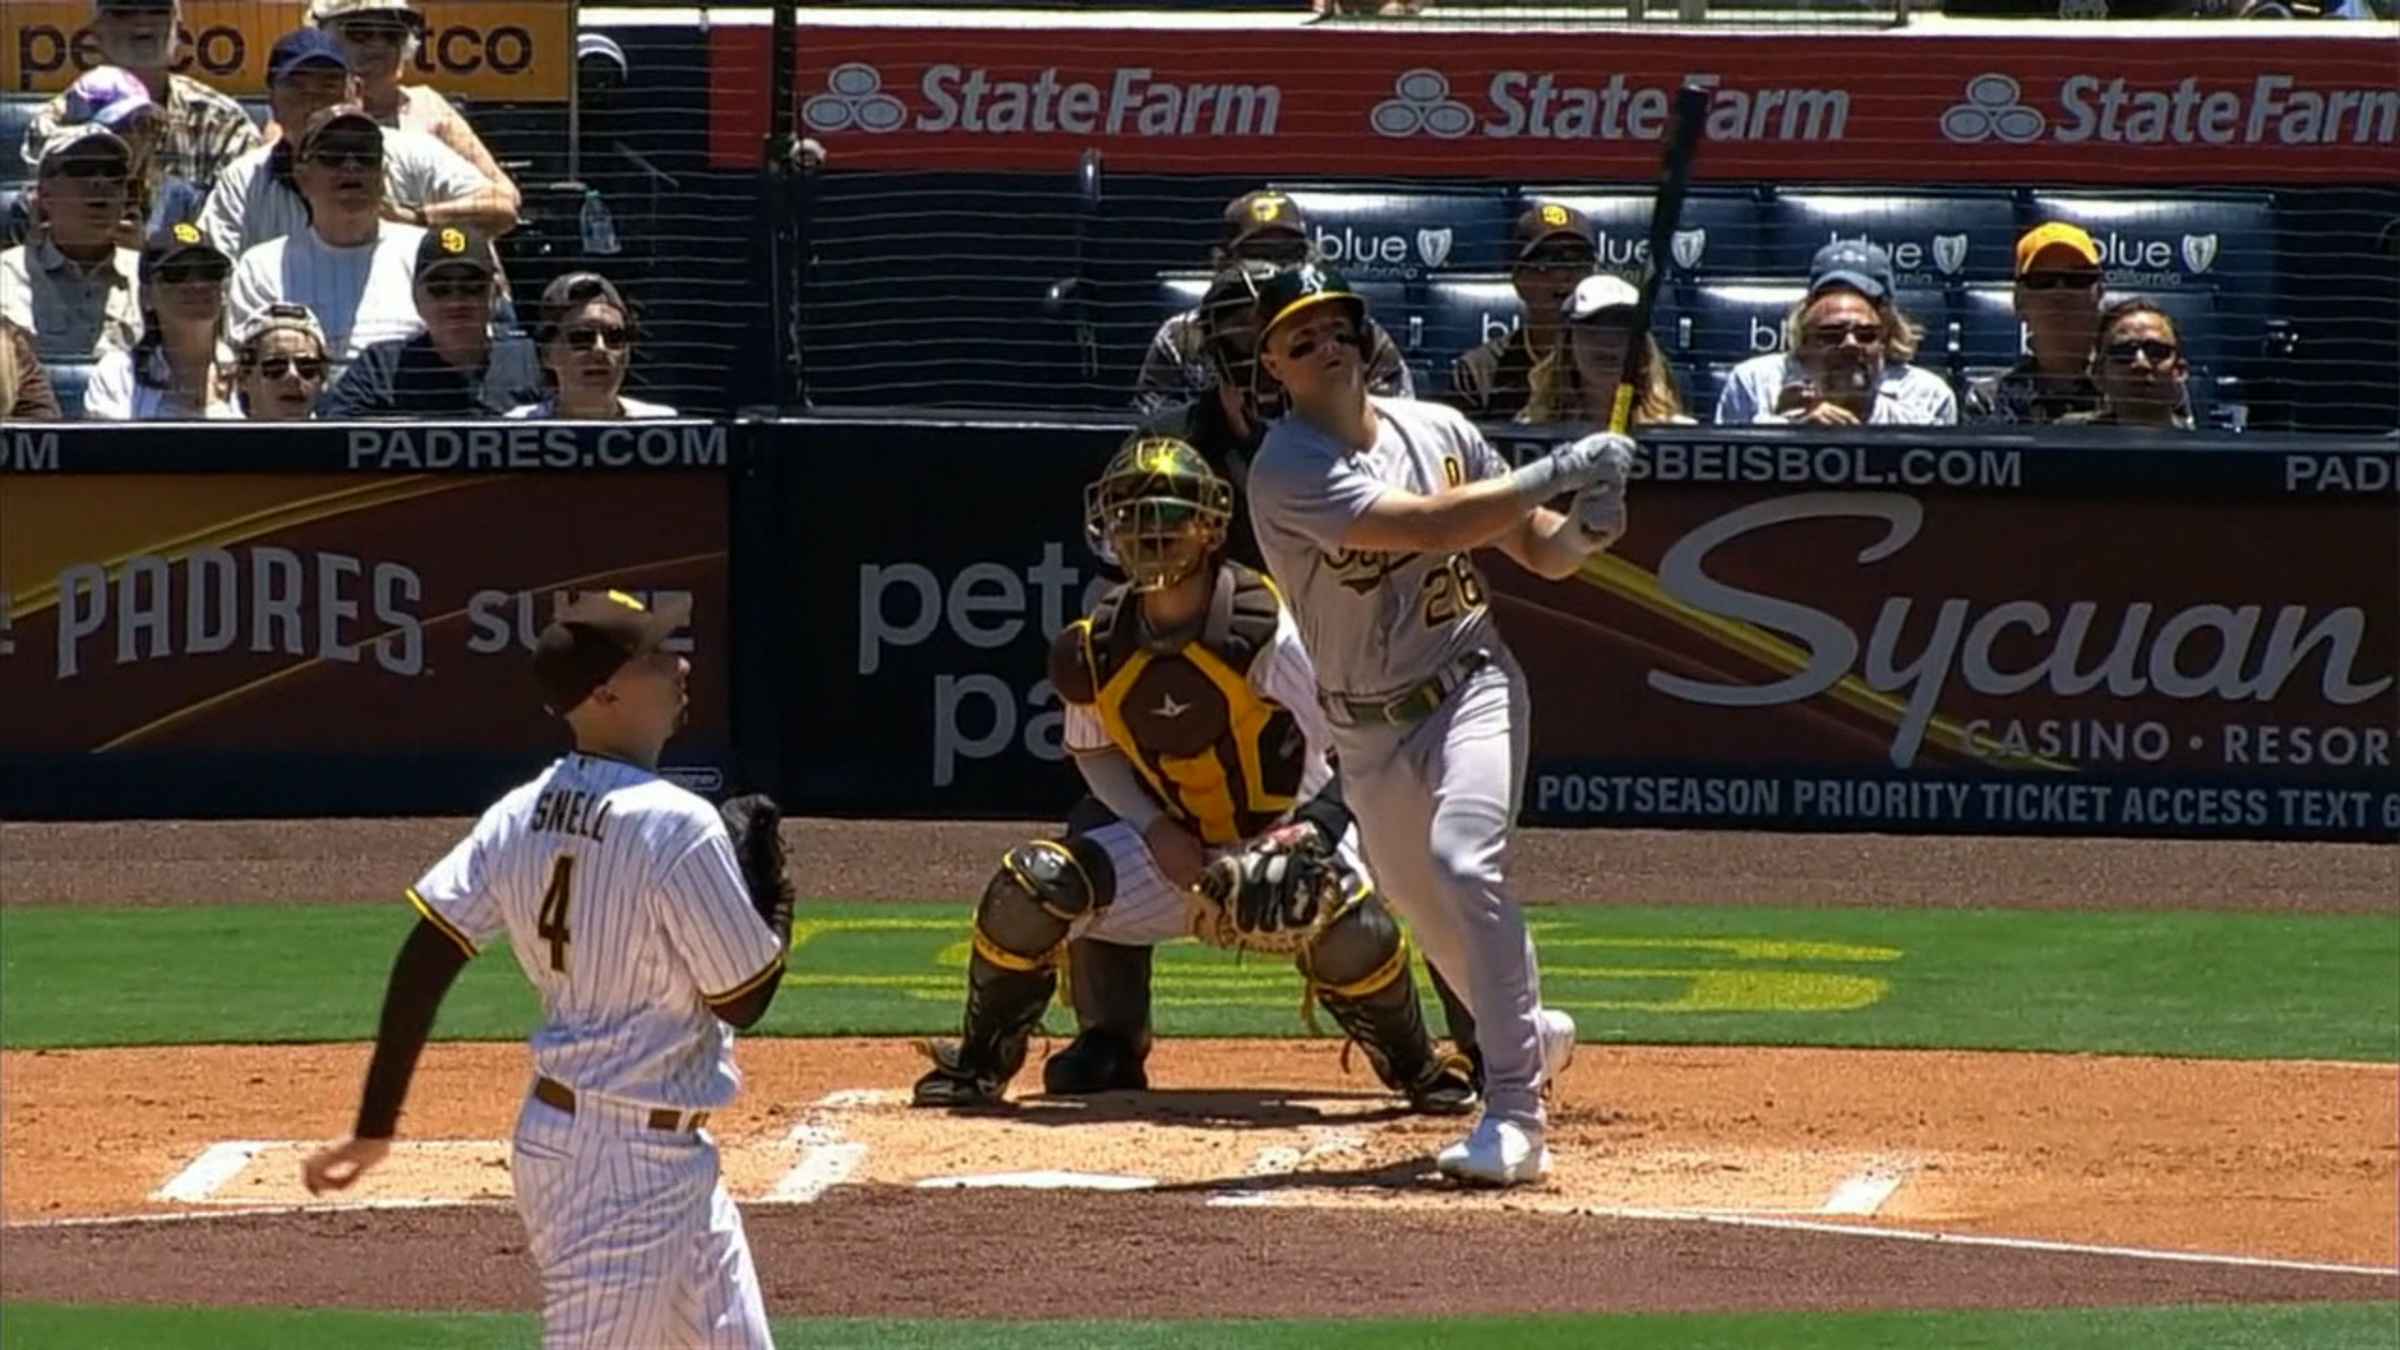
left=1072, top=820, right=1372, bottom=948
left=1332, top=649, right=1548, bottom=1131
left=512, top=1084, right=774, bottom=1350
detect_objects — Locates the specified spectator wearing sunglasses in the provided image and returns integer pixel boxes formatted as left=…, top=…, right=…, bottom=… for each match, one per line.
left=232, top=303, right=333, bottom=420
left=1135, top=189, right=1412, bottom=413
left=3, top=318, right=64, bottom=420
left=85, top=221, right=239, bottom=419
left=311, top=0, right=522, bottom=223
left=1716, top=241, right=1957, bottom=427
left=226, top=105, right=428, bottom=375
left=318, top=226, right=538, bottom=418
left=2060, top=300, right=2195, bottom=430
left=1450, top=202, right=1598, bottom=422
left=200, top=32, right=513, bottom=261
left=1, top=128, right=144, bottom=363
left=506, top=273, right=675, bottom=419
left=19, top=0, right=264, bottom=203
left=1966, top=223, right=2107, bottom=425
left=55, top=67, right=205, bottom=247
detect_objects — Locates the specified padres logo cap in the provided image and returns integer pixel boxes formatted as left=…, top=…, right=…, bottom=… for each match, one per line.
left=1514, top=200, right=1597, bottom=263
left=413, top=224, right=497, bottom=283
left=533, top=590, right=692, bottom=717
left=1223, top=189, right=1310, bottom=248
left=138, top=216, right=231, bottom=281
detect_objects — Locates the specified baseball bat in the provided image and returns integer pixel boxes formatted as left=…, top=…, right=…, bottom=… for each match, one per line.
left=1608, top=82, right=1711, bottom=436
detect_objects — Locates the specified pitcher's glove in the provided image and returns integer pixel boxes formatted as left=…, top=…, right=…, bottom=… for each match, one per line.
left=1187, top=826, right=1351, bottom=955
left=720, top=793, right=796, bottom=931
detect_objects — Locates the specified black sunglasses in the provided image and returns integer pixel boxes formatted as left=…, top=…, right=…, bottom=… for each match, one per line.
left=2104, top=338, right=2178, bottom=365
left=563, top=325, right=630, bottom=352
left=422, top=278, right=490, bottom=301
left=254, top=355, right=327, bottom=381
left=156, top=260, right=229, bottom=286
left=308, top=146, right=383, bottom=171
left=2021, top=270, right=2101, bottom=291
left=1520, top=249, right=1596, bottom=271
left=1805, top=322, right=1885, bottom=347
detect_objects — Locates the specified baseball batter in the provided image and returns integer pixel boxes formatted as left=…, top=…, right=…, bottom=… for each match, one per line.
left=1246, top=264, right=1633, bottom=1187
left=912, top=437, right=1480, bottom=1115
left=302, top=591, right=797, bottom=1348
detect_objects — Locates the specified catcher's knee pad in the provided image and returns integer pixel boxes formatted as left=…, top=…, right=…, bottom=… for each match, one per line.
left=1298, top=894, right=1407, bottom=999
left=975, top=837, right=1117, bottom=969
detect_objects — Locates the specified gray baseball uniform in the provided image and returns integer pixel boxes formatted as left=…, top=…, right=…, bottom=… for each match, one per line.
left=1248, top=394, right=1552, bottom=1130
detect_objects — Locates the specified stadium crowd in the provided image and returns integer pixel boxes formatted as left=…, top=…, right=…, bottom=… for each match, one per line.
left=2, top=0, right=661, bottom=421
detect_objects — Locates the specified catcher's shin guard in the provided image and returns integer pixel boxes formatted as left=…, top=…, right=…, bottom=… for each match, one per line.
left=913, top=839, right=1114, bottom=1108
left=1301, top=897, right=1477, bottom=1116
left=1043, top=937, right=1154, bottom=1094
left=1427, top=961, right=1482, bottom=1089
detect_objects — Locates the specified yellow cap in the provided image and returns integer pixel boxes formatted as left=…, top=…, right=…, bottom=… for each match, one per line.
left=2015, top=222, right=2100, bottom=277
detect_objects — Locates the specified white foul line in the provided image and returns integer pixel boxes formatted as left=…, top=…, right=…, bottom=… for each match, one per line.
left=10, top=1197, right=512, bottom=1230
left=1572, top=1203, right=2400, bottom=1279
left=148, top=1141, right=270, bottom=1203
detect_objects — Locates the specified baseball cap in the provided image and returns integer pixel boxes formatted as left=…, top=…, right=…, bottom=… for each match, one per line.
left=37, top=124, right=131, bottom=174
left=1222, top=190, right=1307, bottom=250
left=415, top=225, right=496, bottom=282
left=235, top=301, right=329, bottom=351
left=1514, top=201, right=1596, bottom=263
left=311, top=0, right=427, bottom=31
left=269, top=29, right=353, bottom=84
left=297, top=103, right=381, bottom=155
left=92, top=0, right=175, bottom=12
left=538, top=271, right=630, bottom=338
left=62, top=67, right=156, bottom=131
left=139, top=219, right=228, bottom=280
left=1808, top=239, right=1894, bottom=302
left=1255, top=263, right=1365, bottom=343
left=533, top=590, right=690, bottom=717
left=2015, top=221, right=2102, bottom=277
left=1562, top=273, right=1641, bottom=324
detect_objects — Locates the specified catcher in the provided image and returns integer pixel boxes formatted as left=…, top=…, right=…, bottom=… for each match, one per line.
left=911, top=437, right=1478, bottom=1114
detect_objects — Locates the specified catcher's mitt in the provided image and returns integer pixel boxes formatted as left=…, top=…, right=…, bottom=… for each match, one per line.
left=1186, top=830, right=1356, bottom=955
left=720, top=793, right=796, bottom=930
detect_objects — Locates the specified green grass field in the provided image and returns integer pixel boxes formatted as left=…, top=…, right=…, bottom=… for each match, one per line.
left=5, top=1301, right=2399, bottom=1350
left=2, top=901, right=2394, bottom=1060
left=4, top=899, right=2393, bottom=1348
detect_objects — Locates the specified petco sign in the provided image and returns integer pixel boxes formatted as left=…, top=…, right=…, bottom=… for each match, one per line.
left=711, top=27, right=2399, bottom=184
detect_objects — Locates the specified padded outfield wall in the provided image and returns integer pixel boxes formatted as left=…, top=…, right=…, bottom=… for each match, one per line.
left=2, top=420, right=2392, bottom=841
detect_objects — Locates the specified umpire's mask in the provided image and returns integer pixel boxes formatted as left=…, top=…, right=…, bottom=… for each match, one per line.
left=1084, top=437, right=1234, bottom=591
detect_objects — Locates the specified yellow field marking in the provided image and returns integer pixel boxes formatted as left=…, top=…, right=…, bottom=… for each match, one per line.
left=1539, top=936, right=1903, bottom=963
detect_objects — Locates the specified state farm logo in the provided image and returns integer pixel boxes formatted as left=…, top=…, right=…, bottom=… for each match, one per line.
left=1942, top=72, right=2398, bottom=148
left=1942, top=74, right=2045, bottom=144
left=1312, top=223, right=1452, bottom=278
left=803, top=63, right=906, bottom=135
left=1373, top=69, right=1475, bottom=139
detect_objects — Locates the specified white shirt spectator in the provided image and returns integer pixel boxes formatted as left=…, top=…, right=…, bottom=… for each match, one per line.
left=506, top=395, right=680, bottom=420
left=82, top=345, right=241, bottom=420
left=227, top=222, right=425, bottom=371
left=198, top=130, right=489, bottom=259
left=1714, top=353, right=1958, bottom=426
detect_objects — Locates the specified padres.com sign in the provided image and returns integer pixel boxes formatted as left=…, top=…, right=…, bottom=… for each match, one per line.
left=5, top=0, right=572, bottom=100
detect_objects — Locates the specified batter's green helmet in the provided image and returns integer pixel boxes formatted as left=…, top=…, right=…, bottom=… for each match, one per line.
left=1255, top=263, right=1368, bottom=346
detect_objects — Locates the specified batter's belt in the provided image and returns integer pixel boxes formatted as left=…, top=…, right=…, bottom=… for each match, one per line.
left=1320, top=649, right=1492, bottom=728
left=533, top=1076, right=713, bottom=1134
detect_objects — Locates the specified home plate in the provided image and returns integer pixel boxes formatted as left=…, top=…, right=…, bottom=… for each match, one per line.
left=916, top=1171, right=1158, bottom=1191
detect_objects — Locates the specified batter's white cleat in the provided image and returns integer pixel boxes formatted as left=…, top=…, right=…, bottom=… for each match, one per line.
left=1436, top=1115, right=1552, bottom=1187
left=1538, top=1008, right=1578, bottom=1086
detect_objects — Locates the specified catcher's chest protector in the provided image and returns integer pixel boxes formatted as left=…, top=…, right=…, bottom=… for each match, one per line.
left=1084, top=565, right=1306, bottom=846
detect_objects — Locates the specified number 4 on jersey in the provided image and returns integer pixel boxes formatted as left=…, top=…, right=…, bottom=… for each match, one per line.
left=538, top=856, right=575, bottom=972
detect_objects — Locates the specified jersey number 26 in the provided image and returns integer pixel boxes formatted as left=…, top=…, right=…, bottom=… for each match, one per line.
left=1421, top=553, right=1487, bottom=629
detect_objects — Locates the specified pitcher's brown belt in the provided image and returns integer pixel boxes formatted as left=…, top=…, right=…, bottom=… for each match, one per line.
left=534, top=1076, right=711, bottom=1133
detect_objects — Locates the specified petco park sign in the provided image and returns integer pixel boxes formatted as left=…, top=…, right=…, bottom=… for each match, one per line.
left=711, top=26, right=2396, bottom=184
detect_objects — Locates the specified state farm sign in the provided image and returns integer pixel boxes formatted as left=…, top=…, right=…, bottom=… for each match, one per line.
left=712, top=27, right=2399, bottom=184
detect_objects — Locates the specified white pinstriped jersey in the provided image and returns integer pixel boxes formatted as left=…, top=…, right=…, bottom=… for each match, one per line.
left=1249, top=395, right=1510, bottom=700
left=409, top=752, right=784, bottom=1112
left=1062, top=604, right=1336, bottom=806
